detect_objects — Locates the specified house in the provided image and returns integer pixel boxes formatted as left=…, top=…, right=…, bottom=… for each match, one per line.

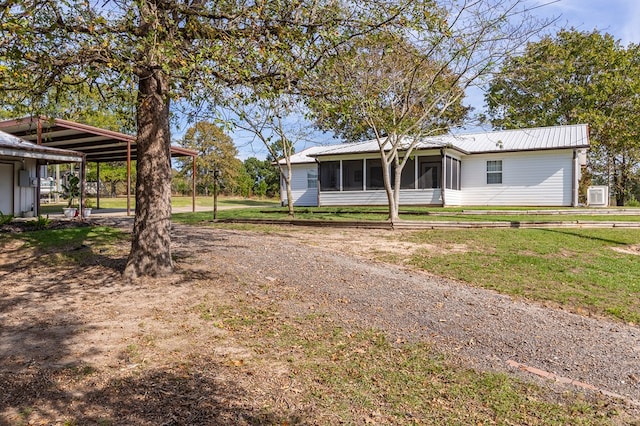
left=279, top=124, right=589, bottom=207
left=0, top=129, right=84, bottom=217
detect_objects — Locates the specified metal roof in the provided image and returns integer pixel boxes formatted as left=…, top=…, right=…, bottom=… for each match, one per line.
left=0, top=117, right=197, bottom=162
left=288, top=124, right=589, bottom=163
left=279, top=145, right=336, bottom=164
left=0, top=129, right=84, bottom=163
left=444, top=124, right=590, bottom=154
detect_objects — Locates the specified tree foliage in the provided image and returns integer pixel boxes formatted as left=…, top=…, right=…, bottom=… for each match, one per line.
left=486, top=29, right=640, bottom=205
left=244, top=157, right=280, bottom=198
left=177, top=121, right=242, bottom=195
left=1, top=0, right=411, bottom=278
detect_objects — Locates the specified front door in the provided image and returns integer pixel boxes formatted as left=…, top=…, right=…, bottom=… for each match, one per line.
left=0, top=163, right=13, bottom=215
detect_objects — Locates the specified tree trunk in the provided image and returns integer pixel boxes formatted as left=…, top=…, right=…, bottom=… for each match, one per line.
left=382, top=159, right=399, bottom=223
left=123, top=70, right=173, bottom=280
left=285, top=163, right=295, bottom=218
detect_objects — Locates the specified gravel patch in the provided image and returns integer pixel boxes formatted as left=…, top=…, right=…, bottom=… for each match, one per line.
left=179, top=225, right=640, bottom=408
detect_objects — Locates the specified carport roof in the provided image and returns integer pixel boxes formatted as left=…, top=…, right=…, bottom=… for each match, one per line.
left=0, top=116, right=196, bottom=162
left=0, top=129, right=84, bottom=163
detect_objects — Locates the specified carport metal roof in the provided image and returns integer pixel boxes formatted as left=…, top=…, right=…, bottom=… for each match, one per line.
left=0, top=128, right=85, bottom=163
left=0, top=116, right=196, bottom=162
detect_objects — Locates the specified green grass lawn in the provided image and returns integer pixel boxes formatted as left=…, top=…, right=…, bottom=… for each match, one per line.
left=174, top=204, right=640, bottom=223
left=1, top=221, right=636, bottom=424
left=405, top=228, right=640, bottom=324
left=39, top=196, right=279, bottom=214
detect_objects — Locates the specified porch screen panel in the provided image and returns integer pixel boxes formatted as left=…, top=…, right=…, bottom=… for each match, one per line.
left=418, top=156, right=441, bottom=189
left=445, top=156, right=461, bottom=190
left=366, top=159, right=384, bottom=190
left=343, top=160, right=363, bottom=191
left=319, top=161, right=339, bottom=191
left=400, top=157, right=416, bottom=189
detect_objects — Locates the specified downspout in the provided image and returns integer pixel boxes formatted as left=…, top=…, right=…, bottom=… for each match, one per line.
left=572, top=148, right=578, bottom=207
left=35, top=161, right=41, bottom=216
left=315, top=159, right=320, bottom=207
left=36, top=119, right=42, bottom=216
left=440, top=148, right=446, bottom=207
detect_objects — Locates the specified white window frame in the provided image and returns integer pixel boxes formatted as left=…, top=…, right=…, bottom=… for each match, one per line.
left=487, top=160, right=503, bottom=184
left=307, top=170, right=318, bottom=188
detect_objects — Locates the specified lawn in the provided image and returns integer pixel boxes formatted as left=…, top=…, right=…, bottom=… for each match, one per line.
left=173, top=204, right=640, bottom=224
left=39, top=195, right=279, bottom=214
left=405, top=228, right=640, bottom=324
left=0, top=224, right=632, bottom=424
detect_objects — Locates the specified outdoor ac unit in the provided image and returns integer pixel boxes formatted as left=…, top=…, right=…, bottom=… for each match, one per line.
left=587, top=186, right=609, bottom=207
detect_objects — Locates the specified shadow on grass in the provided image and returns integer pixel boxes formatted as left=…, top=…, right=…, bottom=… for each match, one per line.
left=538, top=228, right=632, bottom=246
left=219, top=199, right=279, bottom=207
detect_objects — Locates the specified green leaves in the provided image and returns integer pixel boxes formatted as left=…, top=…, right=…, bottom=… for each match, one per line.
left=487, top=29, right=640, bottom=205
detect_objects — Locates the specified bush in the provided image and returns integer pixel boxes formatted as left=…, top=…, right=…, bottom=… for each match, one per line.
left=0, top=211, right=13, bottom=225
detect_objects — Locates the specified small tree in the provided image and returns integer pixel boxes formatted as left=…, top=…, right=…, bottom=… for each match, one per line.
left=177, top=121, right=241, bottom=196
left=230, top=95, right=307, bottom=217
left=61, top=175, right=80, bottom=208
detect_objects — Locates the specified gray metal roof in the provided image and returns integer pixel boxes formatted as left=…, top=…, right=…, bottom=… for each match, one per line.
left=286, top=124, right=589, bottom=163
left=0, top=129, right=85, bottom=163
left=278, top=145, right=331, bottom=164
left=444, top=124, right=589, bottom=154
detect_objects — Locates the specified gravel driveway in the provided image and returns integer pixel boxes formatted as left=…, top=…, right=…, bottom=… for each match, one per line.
left=177, top=225, right=640, bottom=409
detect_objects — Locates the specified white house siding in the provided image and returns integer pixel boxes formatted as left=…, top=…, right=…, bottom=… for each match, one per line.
left=460, top=150, right=573, bottom=206
left=0, top=159, right=37, bottom=216
left=281, top=164, right=318, bottom=207
left=443, top=189, right=462, bottom=206
left=0, top=162, right=13, bottom=215
left=319, top=189, right=442, bottom=206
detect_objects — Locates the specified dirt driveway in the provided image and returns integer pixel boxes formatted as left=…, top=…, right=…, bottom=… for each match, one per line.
left=1, top=221, right=639, bottom=424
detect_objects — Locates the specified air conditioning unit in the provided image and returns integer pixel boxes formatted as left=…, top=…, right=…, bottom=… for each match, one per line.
left=587, top=186, right=609, bottom=207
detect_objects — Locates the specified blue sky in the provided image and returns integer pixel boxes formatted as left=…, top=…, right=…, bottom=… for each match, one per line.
left=539, top=0, right=640, bottom=44
left=205, top=0, right=640, bottom=161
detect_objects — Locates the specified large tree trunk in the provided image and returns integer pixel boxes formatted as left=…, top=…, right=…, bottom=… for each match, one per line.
left=123, top=70, right=173, bottom=280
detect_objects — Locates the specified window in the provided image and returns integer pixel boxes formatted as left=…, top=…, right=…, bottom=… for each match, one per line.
left=307, top=170, right=318, bottom=188
left=319, top=161, right=339, bottom=191
left=366, top=159, right=384, bottom=190
left=418, top=156, right=441, bottom=189
left=342, top=160, right=364, bottom=191
left=486, top=160, right=502, bottom=184
left=445, top=156, right=460, bottom=190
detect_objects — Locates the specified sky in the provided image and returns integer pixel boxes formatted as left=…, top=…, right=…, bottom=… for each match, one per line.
left=200, top=0, right=640, bottom=161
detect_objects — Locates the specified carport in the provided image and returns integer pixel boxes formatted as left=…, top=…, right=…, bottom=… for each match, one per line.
left=0, top=117, right=198, bottom=216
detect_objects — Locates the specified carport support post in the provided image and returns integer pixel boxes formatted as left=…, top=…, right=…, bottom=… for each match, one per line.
left=192, top=154, right=196, bottom=212
left=80, top=157, right=86, bottom=218
left=96, top=162, right=101, bottom=209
